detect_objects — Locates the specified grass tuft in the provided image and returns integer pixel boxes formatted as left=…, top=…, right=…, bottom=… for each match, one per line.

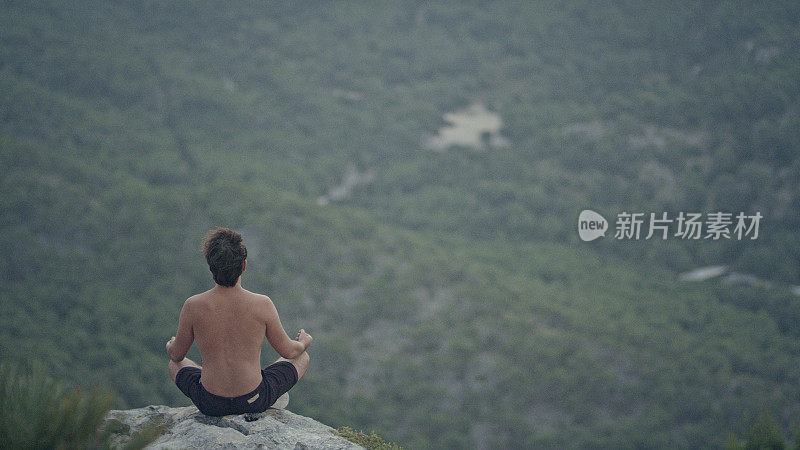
left=333, top=426, right=403, bottom=449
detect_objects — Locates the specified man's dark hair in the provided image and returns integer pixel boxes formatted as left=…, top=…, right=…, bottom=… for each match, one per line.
left=202, top=227, right=247, bottom=287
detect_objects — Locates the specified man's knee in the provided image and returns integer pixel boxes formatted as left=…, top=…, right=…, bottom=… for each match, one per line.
left=168, top=357, right=200, bottom=382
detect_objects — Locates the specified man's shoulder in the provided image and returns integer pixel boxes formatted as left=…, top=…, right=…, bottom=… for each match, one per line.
left=244, top=290, right=274, bottom=318
left=242, top=288, right=271, bottom=303
left=184, top=290, right=211, bottom=307
left=185, top=292, right=204, bottom=303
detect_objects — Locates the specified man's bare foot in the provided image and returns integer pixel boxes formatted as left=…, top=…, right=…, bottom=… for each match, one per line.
left=245, top=392, right=288, bottom=421
left=271, top=392, right=289, bottom=409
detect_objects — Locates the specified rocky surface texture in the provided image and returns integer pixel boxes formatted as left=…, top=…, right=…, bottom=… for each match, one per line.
left=105, top=405, right=363, bottom=449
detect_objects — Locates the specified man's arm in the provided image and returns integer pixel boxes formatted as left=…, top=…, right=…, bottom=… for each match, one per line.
left=166, top=299, right=194, bottom=362
left=264, top=296, right=311, bottom=359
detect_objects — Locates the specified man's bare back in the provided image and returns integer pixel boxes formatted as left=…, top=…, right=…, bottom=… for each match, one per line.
left=166, top=227, right=311, bottom=415
left=184, top=286, right=274, bottom=396
left=167, top=280, right=312, bottom=396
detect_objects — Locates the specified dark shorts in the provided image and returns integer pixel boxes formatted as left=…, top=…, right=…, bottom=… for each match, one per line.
left=175, top=361, right=298, bottom=416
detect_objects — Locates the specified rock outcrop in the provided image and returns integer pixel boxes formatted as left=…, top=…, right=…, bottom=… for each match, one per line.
left=105, top=405, right=363, bottom=449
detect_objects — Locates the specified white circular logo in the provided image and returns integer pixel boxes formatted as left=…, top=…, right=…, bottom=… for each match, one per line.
left=578, top=210, right=608, bottom=241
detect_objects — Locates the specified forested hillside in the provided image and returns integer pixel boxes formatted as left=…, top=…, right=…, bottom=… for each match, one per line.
left=2, top=1, right=799, bottom=448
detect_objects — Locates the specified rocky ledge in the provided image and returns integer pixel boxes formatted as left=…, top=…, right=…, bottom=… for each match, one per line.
left=105, top=405, right=363, bottom=449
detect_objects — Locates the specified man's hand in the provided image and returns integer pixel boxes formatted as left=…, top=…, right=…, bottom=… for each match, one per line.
left=166, top=336, right=176, bottom=357
left=295, top=329, right=313, bottom=350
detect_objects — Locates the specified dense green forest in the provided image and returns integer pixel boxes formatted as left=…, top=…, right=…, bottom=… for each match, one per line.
left=2, top=1, right=799, bottom=448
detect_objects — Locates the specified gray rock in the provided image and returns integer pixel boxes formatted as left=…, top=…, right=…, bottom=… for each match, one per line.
left=105, top=405, right=363, bottom=450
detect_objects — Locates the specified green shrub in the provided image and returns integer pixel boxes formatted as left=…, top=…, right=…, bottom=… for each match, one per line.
left=0, top=363, right=159, bottom=449
left=727, top=413, right=790, bottom=450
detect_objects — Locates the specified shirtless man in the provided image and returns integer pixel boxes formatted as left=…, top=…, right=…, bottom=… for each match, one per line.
left=166, top=227, right=312, bottom=416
